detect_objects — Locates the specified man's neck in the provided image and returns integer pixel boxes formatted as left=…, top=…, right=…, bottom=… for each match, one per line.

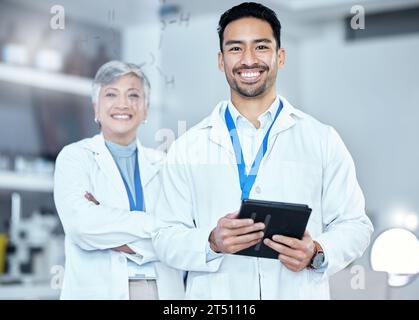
left=231, top=89, right=277, bottom=129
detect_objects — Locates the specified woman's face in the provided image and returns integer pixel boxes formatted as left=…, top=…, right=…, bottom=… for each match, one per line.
left=94, top=73, right=147, bottom=145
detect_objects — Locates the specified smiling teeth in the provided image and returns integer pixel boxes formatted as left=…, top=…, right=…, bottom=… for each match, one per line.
left=241, top=72, right=260, bottom=78
left=112, top=114, right=130, bottom=120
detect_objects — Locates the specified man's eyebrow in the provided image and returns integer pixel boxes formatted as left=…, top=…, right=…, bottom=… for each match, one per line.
left=254, top=38, right=272, bottom=44
left=224, top=40, right=244, bottom=46
left=224, top=38, right=273, bottom=46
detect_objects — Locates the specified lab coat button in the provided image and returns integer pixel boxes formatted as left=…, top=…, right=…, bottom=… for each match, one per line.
left=255, top=186, right=261, bottom=194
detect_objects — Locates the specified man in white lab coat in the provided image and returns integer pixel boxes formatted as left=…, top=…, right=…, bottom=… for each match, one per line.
left=153, top=2, right=374, bottom=299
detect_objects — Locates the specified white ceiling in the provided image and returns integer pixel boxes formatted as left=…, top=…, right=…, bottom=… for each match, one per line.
left=271, top=0, right=419, bottom=21
left=272, top=0, right=419, bottom=11
left=9, top=0, right=419, bottom=27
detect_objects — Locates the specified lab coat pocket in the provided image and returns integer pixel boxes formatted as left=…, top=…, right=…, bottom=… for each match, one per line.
left=304, top=269, right=330, bottom=299
left=62, top=286, right=107, bottom=300
left=209, top=273, right=231, bottom=299
left=187, top=273, right=231, bottom=300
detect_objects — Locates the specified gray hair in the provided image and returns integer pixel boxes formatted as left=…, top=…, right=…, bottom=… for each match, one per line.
left=91, top=60, right=151, bottom=107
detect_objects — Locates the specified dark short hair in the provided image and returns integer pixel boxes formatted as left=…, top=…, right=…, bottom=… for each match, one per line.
left=217, top=2, right=282, bottom=52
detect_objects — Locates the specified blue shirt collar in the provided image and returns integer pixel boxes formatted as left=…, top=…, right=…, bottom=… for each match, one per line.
left=105, top=139, right=137, bottom=158
left=227, top=96, right=280, bottom=129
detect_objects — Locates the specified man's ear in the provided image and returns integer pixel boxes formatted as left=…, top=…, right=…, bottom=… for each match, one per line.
left=277, top=48, right=286, bottom=69
left=218, top=51, right=225, bottom=72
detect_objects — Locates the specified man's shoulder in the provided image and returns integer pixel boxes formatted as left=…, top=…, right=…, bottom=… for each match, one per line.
left=164, top=102, right=224, bottom=163
left=282, top=98, right=333, bottom=138
left=173, top=101, right=225, bottom=147
left=288, top=103, right=349, bottom=162
left=295, top=109, right=332, bottom=132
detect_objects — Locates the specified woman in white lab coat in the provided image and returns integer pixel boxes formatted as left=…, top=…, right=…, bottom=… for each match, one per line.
left=53, top=61, right=185, bottom=300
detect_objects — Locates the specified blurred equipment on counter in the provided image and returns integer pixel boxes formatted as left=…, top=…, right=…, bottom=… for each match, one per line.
left=0, top=234, right=7, bottom=274
left=5, top=192, right=64, bottom=281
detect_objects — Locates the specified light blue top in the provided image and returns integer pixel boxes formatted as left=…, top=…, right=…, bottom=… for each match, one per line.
left=105, top=139, right=137, bottom=198
left=105, top=138, right=156, bottom=279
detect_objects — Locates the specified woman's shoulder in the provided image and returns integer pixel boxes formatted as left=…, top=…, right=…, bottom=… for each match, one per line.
left=56, top=135, right=99, bottom=165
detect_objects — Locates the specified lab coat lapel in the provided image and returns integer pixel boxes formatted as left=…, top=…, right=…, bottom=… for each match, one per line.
left=207, top=101, right=235, bottom=160
left=89, top=134, right=129, bottom=205
left=136, top=140, right=159, bottom=188
left=263, top=97, right=302, bottom=159
left=269, top=96, right=298, bottom=138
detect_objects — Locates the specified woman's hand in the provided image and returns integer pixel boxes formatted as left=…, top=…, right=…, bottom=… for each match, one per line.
left=84, top=191, right=135, bottom=254
left=112, top=245, right=135, bottom=254
left=84, top=192, right=100, bottom=205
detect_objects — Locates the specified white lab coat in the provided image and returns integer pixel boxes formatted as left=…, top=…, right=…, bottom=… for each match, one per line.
left=54, top=134, right=185, bottom=300
left=153, top=96, right=374, bottom=300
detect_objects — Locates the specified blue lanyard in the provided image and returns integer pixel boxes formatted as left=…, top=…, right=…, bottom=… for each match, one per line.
left=225, top=99, right=283, bottom=200
left=118, top=152, right=144, bottom=211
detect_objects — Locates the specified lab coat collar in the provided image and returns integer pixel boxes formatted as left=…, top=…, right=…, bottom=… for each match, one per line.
left=85, top=134, right=160, bottom=193
left=201, top=95, right=305, bottom=156
left=269, top=95, right=305, bottom=138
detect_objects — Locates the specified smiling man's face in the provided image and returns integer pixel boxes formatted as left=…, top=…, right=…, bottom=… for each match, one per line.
left=218, top=17, right=285, bottom=98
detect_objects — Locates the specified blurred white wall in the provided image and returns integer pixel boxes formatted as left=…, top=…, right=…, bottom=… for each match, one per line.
left=296, top=18, right=419, bottom=299
left=299, top=19, right=419, bottom=223
left=124, top=21, right=164, bottom=148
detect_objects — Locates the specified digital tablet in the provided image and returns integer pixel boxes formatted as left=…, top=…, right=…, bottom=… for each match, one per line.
left=235, top=199, right=312, bottom=259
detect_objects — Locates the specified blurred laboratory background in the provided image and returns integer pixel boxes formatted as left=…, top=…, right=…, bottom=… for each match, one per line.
left=0, top=0, right=418, bottom=299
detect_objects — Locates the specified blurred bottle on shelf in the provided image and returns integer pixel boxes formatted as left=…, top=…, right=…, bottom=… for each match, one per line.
left=63, top=40, right=91, bottom=78
left=34, top=48, right=63, bottom=72
left=31, top=27, right=64, bottom=73
left=90, top=42, right=111, bottom=78
left=1, top=22, right=29, bottom=66
left=14, top=156, right=54, bottom=175
left=0, top=22, right=4, bottom=63
left=0, top=153, right=12, bottom=171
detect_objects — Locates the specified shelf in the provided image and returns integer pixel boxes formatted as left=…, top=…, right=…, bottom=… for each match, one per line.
left=0, top=275, right=60, bottom=299
left=0, top=170, right=53, bottom=192
left=0, top=63, right=92, bottom=96
left=0, top=283, right=59, bottom=300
